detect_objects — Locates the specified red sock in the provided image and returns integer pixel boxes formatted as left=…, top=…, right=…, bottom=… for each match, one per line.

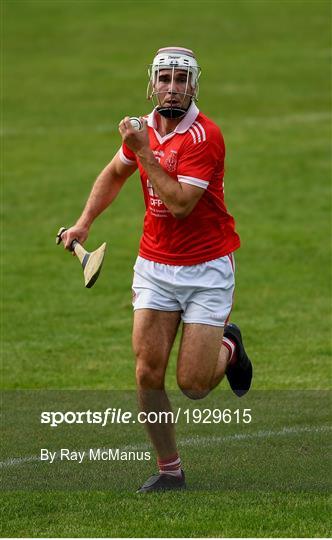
left=222, top=336, right=237, bottom=365
left=157, top=453, right=182, bottom=478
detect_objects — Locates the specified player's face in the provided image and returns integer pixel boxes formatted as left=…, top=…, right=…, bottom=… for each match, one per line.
left=154, top=69, right=195, bottom=110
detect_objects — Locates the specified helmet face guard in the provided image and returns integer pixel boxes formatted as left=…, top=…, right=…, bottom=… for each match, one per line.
left=147, top=47, right=201, bottom=119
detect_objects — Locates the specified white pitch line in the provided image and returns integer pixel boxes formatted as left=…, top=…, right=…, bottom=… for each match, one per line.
left=0, top=425, right=330, bottom=469
left=241, top=111, right=331, bottom=127
left=179, top=425, right=331, bottom=447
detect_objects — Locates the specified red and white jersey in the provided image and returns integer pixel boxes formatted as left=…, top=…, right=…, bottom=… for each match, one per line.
left=119, top=102, right=240, bottom=265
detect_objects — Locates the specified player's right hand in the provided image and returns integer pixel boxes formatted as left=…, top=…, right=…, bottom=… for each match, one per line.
left=61, top=224, right=89, bottom=252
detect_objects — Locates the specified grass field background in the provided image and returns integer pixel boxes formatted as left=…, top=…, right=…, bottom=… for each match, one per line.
left=2, top=0, right=331, bottom=537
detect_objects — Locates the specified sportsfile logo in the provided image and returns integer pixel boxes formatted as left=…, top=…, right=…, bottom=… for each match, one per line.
left=41, top=408, right=179, bottom=427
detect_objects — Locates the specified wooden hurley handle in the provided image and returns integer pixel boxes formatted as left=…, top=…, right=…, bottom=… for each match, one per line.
left=71, top=240, right=89, bottom=265
left=56, top=227, right=89, bottom=264
left=56, top=226, right=67, bottom=246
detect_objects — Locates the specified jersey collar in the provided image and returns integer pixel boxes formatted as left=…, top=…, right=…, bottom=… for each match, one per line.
left=147, top=102, right=200, bottom=143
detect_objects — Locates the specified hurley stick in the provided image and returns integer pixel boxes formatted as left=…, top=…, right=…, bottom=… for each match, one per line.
left=56, top=227, right=107, bottom=288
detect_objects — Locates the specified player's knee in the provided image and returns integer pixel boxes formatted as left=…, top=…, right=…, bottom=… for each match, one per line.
left=180, top=387, right=210, bottom=400
left=136, top=362, right=165, bottom=390
left=177, top=376, right=210, bottom=400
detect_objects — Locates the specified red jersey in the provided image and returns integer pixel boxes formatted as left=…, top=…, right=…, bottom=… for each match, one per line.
left=119, top=102, right=240, bottom=265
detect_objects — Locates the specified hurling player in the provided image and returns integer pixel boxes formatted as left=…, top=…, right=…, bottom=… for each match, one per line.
left=62, top=46, right=253, bottom=492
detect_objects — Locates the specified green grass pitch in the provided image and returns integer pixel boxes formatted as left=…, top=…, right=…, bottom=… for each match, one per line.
left=2, top=0, right=331, bottom=537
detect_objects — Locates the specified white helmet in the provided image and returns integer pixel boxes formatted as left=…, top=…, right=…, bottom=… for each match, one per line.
left=147, top=46, right=201, bottom=118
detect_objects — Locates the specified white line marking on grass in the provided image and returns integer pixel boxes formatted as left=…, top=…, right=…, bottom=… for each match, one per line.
left=242, top=111, right=331, bottom=127
left=179, top=425, right=332, bottom=447
left=0, top=425, right=330, bottom=469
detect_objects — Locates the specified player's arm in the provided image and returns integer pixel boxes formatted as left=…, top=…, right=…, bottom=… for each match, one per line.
left=119, top=117, right=204, bottom=219
left=62, top=153, right=137, bottom=249
left=137, top=149, right=203, bottom=219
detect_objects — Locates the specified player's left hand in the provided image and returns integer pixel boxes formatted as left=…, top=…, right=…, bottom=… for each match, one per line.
left=118, top=117, right=149, bottom=154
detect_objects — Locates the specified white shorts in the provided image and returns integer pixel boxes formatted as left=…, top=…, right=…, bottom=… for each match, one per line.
left=132, top=254, right=235, bottom=327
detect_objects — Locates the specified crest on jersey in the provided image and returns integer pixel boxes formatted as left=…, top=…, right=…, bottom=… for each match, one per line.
left=164, top=150, right=178, bottom=172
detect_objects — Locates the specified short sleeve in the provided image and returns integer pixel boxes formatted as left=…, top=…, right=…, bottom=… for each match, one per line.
left=177, top=127, right=224, bottom=189
left=118, top=143, right=137, bottom=167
